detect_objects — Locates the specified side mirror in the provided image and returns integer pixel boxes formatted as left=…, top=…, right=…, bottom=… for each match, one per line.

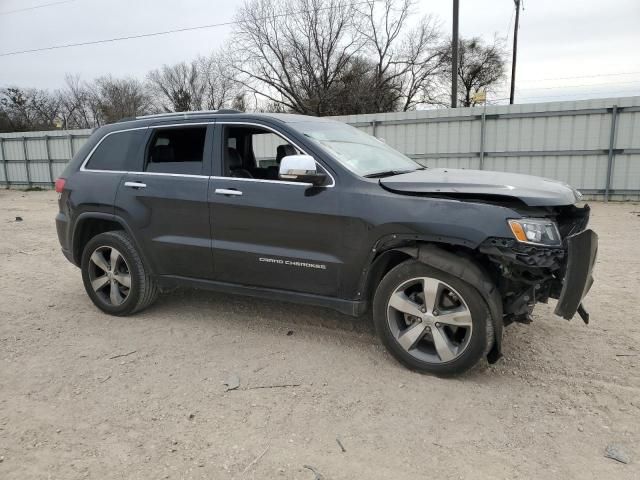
left=279, top=155, right=327, bottom=186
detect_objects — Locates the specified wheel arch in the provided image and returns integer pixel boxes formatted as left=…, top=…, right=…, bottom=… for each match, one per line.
left=72, top=213, right=151, bottom=273
left=363, top=241, right=503, bottom=363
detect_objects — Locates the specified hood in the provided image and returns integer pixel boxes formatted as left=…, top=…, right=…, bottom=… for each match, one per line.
left=379, top=168, right=581, bottom=207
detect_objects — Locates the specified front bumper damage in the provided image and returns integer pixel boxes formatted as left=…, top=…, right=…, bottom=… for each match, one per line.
left=479, top=209, right=597, bottom=325
left=553, top=229, right=598, bottom=323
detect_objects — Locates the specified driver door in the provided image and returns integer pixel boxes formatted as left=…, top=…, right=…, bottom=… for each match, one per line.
left=208, top=122, right=344, bottom=296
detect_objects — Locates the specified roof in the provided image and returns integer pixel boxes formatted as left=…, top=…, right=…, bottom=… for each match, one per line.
left=114, top=110, right=338, bottom=127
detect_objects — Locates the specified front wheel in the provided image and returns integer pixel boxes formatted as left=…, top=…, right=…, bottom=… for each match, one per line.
left=373, top=259, right=493, bottom=376
left=81, top=231, right=158, bottom=316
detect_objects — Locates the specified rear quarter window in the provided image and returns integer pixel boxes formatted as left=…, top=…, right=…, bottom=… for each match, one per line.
left=85, top=129, right=145, bottom=171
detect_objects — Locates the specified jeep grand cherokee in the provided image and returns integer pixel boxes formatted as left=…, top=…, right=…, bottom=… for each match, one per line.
left=55, top=110, right=597, bottom=376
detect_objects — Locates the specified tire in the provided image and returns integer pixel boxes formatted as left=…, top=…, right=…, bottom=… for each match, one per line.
left=373, top=259, right=493, bottom=376
left=81, top=230, right=159, bottom=316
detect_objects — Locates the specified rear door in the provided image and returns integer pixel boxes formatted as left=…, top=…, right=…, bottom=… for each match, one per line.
left=208, top=122, right=344, bottom=296
left=115, top=123, right=214, bottom=279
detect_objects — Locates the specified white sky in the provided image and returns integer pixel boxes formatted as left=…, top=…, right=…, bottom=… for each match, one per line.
left=1, top=0, right=639, bottom=104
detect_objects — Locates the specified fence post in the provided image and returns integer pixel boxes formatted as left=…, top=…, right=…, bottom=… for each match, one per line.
left=371, top=120, right=378, bottom=137
left=0, top=138, right=8, bottom=188
left=67, top=134, right=75, bottom=160
left=22, top=136, right=32, bottom=188
left=604, top=105, right=619, bottom=202
left=479, top=112, right=487, bottom=170
left=44, top=135, right=54, bottom=186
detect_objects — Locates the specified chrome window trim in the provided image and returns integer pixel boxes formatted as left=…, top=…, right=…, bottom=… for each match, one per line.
left=133, top=171, right=209, bottom=179
left=216, top=121, right=336, bottom=188
left=210, top=175, right=312, bottom=187
left=80, top=123, right=210, bottom=172
left=79, top=120, right=336, bottom=187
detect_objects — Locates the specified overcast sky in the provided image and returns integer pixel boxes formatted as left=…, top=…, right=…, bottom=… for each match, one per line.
left=1, top=0, right=639, bottom=104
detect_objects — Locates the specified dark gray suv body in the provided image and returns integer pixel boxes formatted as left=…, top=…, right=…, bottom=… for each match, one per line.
left=55, top=110, right=597, bottom=376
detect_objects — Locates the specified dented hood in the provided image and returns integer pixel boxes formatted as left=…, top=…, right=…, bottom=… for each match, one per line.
left=380, top=168, right=581, bottom=206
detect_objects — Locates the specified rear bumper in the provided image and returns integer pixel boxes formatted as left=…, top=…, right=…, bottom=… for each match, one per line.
left=554, top=229, right=598, bottom=320
left=56, top=211, right=77, bottom=266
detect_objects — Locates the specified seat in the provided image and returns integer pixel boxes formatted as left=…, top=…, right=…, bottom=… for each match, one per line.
left=150, top=145, right=175, bottom=163
left=226, top=147, right=253, bottom=178
left=268, top=144, right=298, bottom=179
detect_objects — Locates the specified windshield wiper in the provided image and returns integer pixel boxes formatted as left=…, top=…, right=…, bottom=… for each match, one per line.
left=364, top=167, right=424, bottom=178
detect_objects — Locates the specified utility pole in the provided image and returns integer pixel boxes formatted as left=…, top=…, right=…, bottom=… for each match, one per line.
left=451, top=0, right=459, bottom=108
left=509, top=0, right=521, bottom=104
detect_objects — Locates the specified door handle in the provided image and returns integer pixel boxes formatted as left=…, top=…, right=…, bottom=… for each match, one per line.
left=215, top=188, right=243, bottom=196
left=124, top=181, right=147, bottom=189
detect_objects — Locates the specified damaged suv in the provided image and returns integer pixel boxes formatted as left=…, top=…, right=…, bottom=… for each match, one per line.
left=55, top=111, right=597, bottom=376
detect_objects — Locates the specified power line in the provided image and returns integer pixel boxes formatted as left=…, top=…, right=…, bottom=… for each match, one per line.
left=0, top=0, right=76, bottom=16
left=522, top=71, right=640, bottom=83
left=521, top=89, right=640, bottom=100
left=517, top=79, right=640, bottom=92
left=0, top=19, right=238, bottom=57
left=491, top=88, right=640, bottom=103
left=0, top=0, right=379, bottom=57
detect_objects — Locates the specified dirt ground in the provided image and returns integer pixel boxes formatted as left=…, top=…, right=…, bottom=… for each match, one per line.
left=0, top=190, right=639, bottom=480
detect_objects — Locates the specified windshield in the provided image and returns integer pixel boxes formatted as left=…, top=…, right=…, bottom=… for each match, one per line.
left=294, top=121, right=422, bottom=177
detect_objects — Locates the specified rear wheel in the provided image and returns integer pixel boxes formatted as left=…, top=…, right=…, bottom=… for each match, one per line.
left=373, top=259, right=493, bottom=376
left=81, top=231, right=158, bottom=315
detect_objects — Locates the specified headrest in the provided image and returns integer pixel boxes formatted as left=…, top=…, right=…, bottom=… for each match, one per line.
left=276, top=144, right=297, bottom=163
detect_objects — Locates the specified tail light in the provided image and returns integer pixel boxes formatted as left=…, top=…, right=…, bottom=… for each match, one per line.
left=55, top=178, right=66, bottom=193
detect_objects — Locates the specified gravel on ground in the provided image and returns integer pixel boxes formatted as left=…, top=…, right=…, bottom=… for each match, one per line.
left=0, top=190, right=639, bottom=479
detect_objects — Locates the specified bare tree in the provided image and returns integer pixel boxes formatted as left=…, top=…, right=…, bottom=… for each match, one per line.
left=198, top=53, right=244, bottom=110
left=93, top=76, right=152, bottom=123
left=0, top=87, right=34, bottom=131
left=322, top=56, right=398, bottom=114
left=147, top=61, right=205, bottom=112
left=441, top=37, right=507, bottom=107
left=230, top=0, right=363, bottom=115
left=396, top=19, right=447, bottom=109
left=57, top=75, right=101, bottom=129
left=0, top=87, right=61, bottom=132
left=230, top=0, right=445, bottom=114
left=356, top=0, right=444, bottom=111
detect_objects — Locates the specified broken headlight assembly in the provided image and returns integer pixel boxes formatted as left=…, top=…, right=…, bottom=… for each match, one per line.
left=508, top=218, right=562, bottom=247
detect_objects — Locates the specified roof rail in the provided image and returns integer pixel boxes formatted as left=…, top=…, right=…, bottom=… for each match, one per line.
left=135, top=109, right=242, bottom=120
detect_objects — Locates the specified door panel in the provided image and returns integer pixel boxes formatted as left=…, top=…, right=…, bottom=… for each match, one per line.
left=114, top=124, right=214, bottom=279
left=208, top=178, right=343, bottom=296
left=116, top=174, right=212, bottom=278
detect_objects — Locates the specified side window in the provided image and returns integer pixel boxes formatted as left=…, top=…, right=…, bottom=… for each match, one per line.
left=252, top=133, right=292, bottom=167
left=85, top=129, right=145, bottom=171
left=223, top=125, right=301, bottom=180
left=145, top=126, right=206, bottom=175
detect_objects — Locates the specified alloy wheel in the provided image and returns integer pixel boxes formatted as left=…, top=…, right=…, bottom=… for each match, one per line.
left=386, top=277, right=473, bottom=363
left=87, top=246, right=131, bottom=306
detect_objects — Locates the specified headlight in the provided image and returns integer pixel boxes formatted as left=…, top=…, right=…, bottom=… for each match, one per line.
left=508, top=218, right=562, bottom=246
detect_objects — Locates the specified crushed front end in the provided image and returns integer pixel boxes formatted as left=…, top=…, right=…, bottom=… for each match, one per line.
left=478, top=204, right=597, bottom=325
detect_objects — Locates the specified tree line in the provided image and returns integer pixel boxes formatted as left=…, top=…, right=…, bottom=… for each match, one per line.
left=0, top=0, right=507, bottom=132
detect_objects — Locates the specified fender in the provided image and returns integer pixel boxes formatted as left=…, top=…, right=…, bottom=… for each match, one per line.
left=71, top=212, right=154, bottom=274
left=354, top=231, right=482, bottom=300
